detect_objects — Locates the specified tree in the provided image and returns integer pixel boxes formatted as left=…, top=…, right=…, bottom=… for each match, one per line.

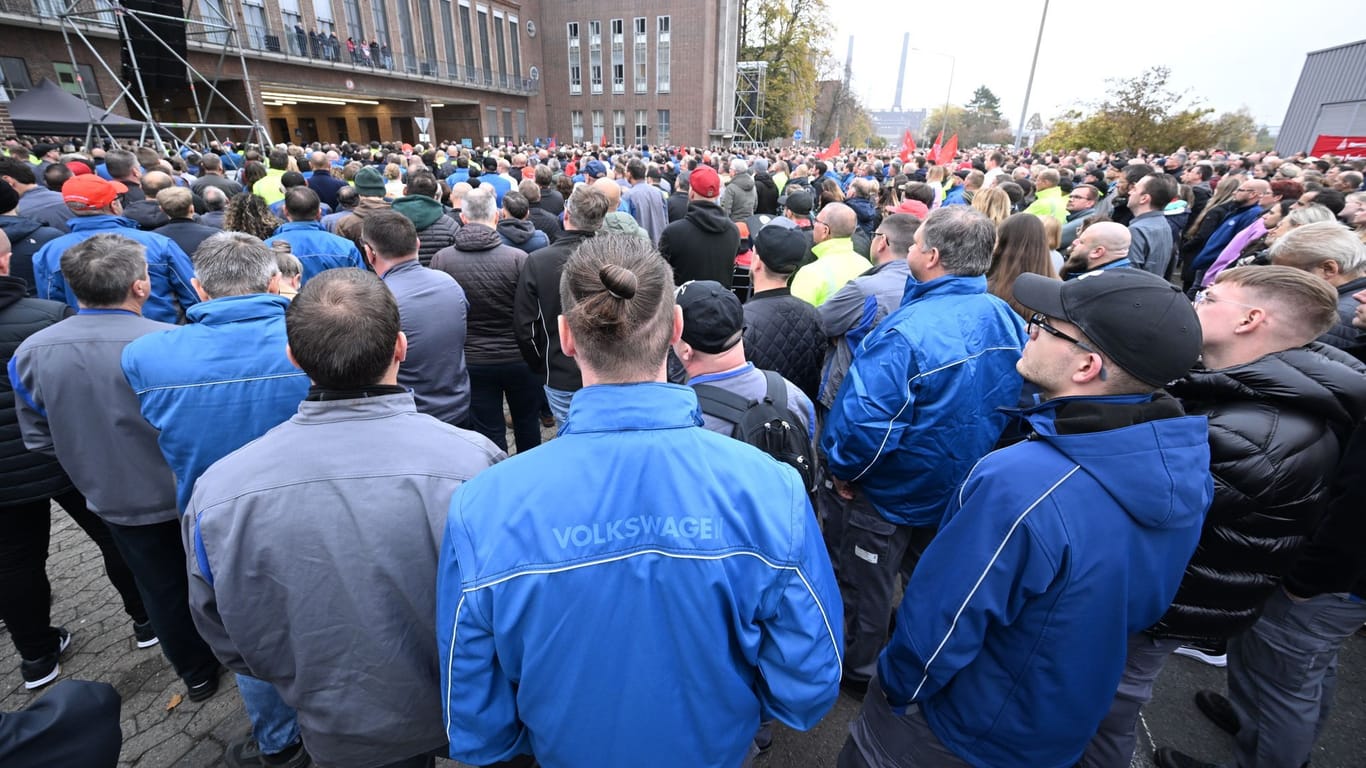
left=738, top=0, right=831, bottom=142
left=1036, top=67, right=1217, bottom=153
left=811, top=78, right=877, bottom=147
left=1209, top=108, right=1259, bottom=153
left=966, top=86, right=1003, bottom=120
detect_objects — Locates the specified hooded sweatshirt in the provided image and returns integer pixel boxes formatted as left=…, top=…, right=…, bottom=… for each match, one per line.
left=392, top=194, right=460, bottom=265
left=879, top=393, right=1212, bottom=768
left=658, top=201, right=741, bottom=287
left=718, top=172, right=757, bottom=221
left=496, top=217, right=549, bottom=253
left=0, top=216, right=62, bottom=295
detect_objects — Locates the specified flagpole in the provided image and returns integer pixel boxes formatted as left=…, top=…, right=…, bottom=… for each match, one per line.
left=1014, top=0, right=1050, bottom=151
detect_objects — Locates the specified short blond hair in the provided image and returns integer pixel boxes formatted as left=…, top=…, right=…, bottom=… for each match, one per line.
left=1214, top=265, right=1339, bottom=342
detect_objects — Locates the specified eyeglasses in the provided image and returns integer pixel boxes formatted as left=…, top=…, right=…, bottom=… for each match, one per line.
left=1192, top=289, right=1260, bottom=310
left=1068, top=193, right=1092, bottom=200
left=873, top=231, right=887, bottom=240
left=1028, top=313, right=1098, bottom=354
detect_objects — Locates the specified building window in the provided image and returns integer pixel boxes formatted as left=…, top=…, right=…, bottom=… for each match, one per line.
left=241, top=2, right=271, bottom=51
left=343, top=0, right=364, bottom=43
left=458, top=1, right=475, bottom=76
left=591, top=109, right=604, bottom=144
left=52, top=62, right=103, bottom=107
left=635, top=109, right=647, bottom=145
left=567, top=22, right=581, bottom=95
left=516, top=109, right=526, bottom=142
left=656, top=15, right=669, bottom=93
left=509, top=17, right=521, bottom=84
left=417, top=0, right=437, bottom=74
left=610, top=18, right=624, bottom=94
left=503, top=108, right=513, bottom=141
left=657, top=109, right=670, bottom=142
left=278, top=0, right=304, bottom=56
left=397, top=0, right=417, bottom=72
left=493, top=12, right=507, bottom=88
left=571, top=110, right=584, bottom=143
left=0, top=57, right=33, bottom=100
left=613, top=109, right=625, bottom=145
left=371, top=0, right=391, bottom=59
left=633, top=17, right=647, bottom=94
left=477, top=7, right=492, bottom=85
left=440, top=0, right=458, bottom=76
left=487, top=105, right=499, bottom=142
left=196, top=0, right=230, bottom=45
left=588, top=20, right=602, bottom=94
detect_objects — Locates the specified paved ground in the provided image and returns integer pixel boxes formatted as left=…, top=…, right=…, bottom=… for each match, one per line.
left=5, top=502, right=1364, bottom=767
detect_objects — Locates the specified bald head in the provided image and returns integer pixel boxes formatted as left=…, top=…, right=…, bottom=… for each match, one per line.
left=1065, top=221, right=1131, bottom=275
left=592, top=178, right=622, bottom=208
left=816, top=202, right=857, bottom=239
left=141, top=170, right=174, bottom=196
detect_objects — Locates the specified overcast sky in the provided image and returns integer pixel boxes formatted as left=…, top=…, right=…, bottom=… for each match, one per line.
left=833, top=0, right=1366, bottom=131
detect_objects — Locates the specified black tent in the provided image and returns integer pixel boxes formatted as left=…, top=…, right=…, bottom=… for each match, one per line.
left=7, top=79, right=150, bottom=139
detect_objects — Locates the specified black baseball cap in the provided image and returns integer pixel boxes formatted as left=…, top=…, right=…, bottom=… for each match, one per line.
left=1012, top=268, right=1202, bottom=386
left=675, top=280, right=744, bottom=354
left=782, top=189, right=814, bottom=217
left=753, top=225, right=809, bottom=275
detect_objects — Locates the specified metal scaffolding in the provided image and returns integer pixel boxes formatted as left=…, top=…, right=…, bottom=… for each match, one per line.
left=733, top=61, right=767, bottom=147
left=57, top=0, right=270, bottom=151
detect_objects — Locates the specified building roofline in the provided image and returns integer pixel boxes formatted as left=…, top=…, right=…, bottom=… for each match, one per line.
left=1306, top=39, right=1366, bottom=57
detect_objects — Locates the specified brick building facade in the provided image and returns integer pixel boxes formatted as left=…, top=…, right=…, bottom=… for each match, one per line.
left=0, top=0, right=738, bottom=147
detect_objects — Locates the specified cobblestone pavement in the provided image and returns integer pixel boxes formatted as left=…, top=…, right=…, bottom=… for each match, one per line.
left=6, top=497, right=1364, bottom=767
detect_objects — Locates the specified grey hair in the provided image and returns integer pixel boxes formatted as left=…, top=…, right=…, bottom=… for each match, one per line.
left=202, top=186, right=228, bottom=211
left=1286, top=203, right=1338, bottom=228
left=59, top=233, right=147, bottom=307
left=462, top=186, right=498, bottom=224
left=730, top=158, right=748, bottom=174
left=921, top=206, right=997, bottom=277
left=1269, top=221, right=1365, bottom=275
left=192, top=232, right=280, bottom=298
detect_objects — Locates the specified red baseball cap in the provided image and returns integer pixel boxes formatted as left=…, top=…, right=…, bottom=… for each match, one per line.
left=66, top=160, right=94, bottom=176
left=62, top=175, right=128, bottom=209
left=689, top=166, right=721, bottom=198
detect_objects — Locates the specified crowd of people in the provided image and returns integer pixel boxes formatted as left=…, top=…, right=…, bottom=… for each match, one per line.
left=1, top=133, right=1365, bottom=768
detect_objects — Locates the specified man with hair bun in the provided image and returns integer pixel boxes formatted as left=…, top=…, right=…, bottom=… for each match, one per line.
left=438, top=233, right=842, bottom=768
left=186, top=269, right=502, bottom=768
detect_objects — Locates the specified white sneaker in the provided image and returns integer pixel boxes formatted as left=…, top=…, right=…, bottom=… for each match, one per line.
left=1174, top=644, right=1227, bottom=667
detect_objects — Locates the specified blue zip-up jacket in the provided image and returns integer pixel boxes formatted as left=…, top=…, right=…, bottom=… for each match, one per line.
left=263, top=221, right=364, bottom=284
left=1192, top=203, right=1262, bottom=271
left=32, top=215, right=198, bottom=324
left=877, top=395, right=1212, bottom=768
left=121, top=293, right=310, bottom=512
left=822, top=274, right=1027, bottom=527
left=437, top=383, right=843, bottom=768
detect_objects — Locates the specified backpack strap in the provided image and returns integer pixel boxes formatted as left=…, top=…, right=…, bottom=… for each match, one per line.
left=692, top=383, right=755, bottom=427
left=762, top=369, right=788, bottom=415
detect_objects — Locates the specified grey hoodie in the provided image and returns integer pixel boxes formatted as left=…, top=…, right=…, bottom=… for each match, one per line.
left=719, top=171, right=757, bottom=221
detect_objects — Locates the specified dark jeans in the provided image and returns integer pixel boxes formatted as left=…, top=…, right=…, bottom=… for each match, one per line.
left=468, top=361, right=543, bottom=454
left=105, top=518, right=221, bottom=685
left=0, top=489, right=146, bottom=660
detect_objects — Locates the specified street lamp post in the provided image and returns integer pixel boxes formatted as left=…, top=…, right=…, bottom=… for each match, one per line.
left=1014, top=0, right=1050, bottom=150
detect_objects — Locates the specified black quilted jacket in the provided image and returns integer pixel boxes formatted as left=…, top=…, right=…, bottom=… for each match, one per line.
left=1148, top=344, right=1366, bottom=641
left=0, top=276, right=73, bottom=506
left=741, top=288, right=827, bottom=403
left=1317, top=276, right=1366, bottom=351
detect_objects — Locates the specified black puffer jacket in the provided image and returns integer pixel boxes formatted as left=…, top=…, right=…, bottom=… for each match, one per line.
left=1149, top=344, right=1366, bottom=642
left=1319, top=276, right=1366, bottom=350
left=430, top=223, right=527, bottom=365
left=0, top=216, right=63, bottom=296
left=742, top=288, right=827, bottom=402
left=658, top=201, right=740, bottom=287
left=513, top=229, right=595, bottom=390
left=0, top=275, right=73, bottom=506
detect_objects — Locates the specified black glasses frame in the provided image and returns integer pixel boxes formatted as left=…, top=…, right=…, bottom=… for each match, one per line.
left=1028, top=312, right=1098, bottom=355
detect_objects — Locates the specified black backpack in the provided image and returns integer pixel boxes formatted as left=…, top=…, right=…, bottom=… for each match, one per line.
left=693, top=370, right=817, bottom=493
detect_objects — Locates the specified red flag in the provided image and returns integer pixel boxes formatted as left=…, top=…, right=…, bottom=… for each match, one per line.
left=898, top=130, right=917, bottom=163
left=928, top=130, right=944, bottom=164
left=818, top=137, right=841, bottom=160
left=940, top=134, right=958, bottom=165
left=549, top=135, right=557, bottom=149
left=601, top=133, right=609, bottom=147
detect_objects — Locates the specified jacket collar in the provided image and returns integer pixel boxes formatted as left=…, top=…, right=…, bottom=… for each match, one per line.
left=380, top=259, right=424, bottom=281
left=185, top=292, right=290, bottom=325
left=811, top=238, right=854, bottom=259
left=901, top=273, right=987, bottom=306
left=69, top=214, right=137, bottom=231
left=275, top=221, right=326, bottom=233
left=294, top=391, right=417, bottom=423
left=561, top=382, right=704, bottom=435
